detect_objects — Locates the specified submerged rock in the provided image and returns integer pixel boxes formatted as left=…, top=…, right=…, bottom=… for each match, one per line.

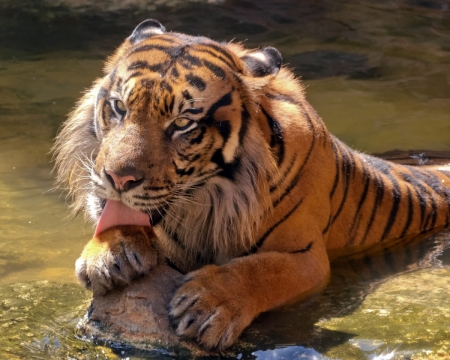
left=76, top=227, right=206, bottom=356
left=78, top=264, right=208, bottom=356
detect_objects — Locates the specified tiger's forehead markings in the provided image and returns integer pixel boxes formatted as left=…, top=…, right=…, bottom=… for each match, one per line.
left=125, top=34, right=240, bottom=76
left=185, top=74, right=206, bottom=91
left=122, top=77, right=139, bottom=100
left=114, top=77, right=123, bottom=94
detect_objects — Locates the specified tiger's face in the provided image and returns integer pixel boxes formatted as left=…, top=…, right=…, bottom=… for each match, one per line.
left=87, top=20, right=282, bottom=226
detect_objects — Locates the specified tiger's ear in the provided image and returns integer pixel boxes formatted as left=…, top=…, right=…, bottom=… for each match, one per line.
left=241, top=47, right=282, bottom=77
left=129, top=19, right=166, bottom=45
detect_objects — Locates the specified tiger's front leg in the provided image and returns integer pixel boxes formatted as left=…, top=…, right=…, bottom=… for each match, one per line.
left=75, top=225, right=159, bottom=295
left=169, top=241, right=330, bottom=351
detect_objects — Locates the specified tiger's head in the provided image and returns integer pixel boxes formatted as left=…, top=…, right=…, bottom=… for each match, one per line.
left=54, top=19, right=294, bottom=257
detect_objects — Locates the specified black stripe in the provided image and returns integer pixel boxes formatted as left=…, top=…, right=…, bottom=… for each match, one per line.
left=186, top=74, right=206, bottom=91
left=191, top=47, right=235, bottom=70
left=139, top=78, right=155, bottom=90
left=203, top=59, right=226, bottom=79
left=348, top=152, right=357, bottom=179
left=210, top=151, right=241, bottom=180
left=247, top=198, right=304, bottom=254
left=423, top=194, right=437, bottom=233
left=160, top=80, right=173, bottom=92
left=348, top=162, right=371, bottom=243
left=133, top=193, right=169, bottom=201
left=183, top=54, right=202, bottom=67
left=238, top=105, right=250, bottom=145
left=305, top=102, right=327, bottom=146
left=166, top=258, right=184, bottom=274
left=128, top=44, right=174, bottom=57
left=143, top=185, right=171, bottom=191
left=400, top=171, right=428, bottom=230
left=168, top=96, right=175, bottom=113
left=189, top=126, right=206, bottom=145
left=182, top=90, right=193, bottom=101
left=322, top=216, right=332, bottom=236
left=124, top=71, right=144, bottom=84
left=174, top=163, right=195, bottom=176
left=171, top=231, right=186, bottom=250
left=411, top=167, right=444, bottom=195
left=270, top=157, right=295, bottom=192
left=202, top=91, right=233, bottom=125
left=329, top=140, right=352, bottom=226
left=361, top=172, right=385, bottom=243
left=128, top=60, right=167, bottom=74
left=114, top=77, right=123, bottom=94
left=261, top=106, right=285, bottom=165
left=400, top=186, right=414, bottom=237
left=407, top=167, right=444, bottom=231
left=201, top=43, right=239, bottom=69
left=329, top=138, right=341, bottom=199
left=88, top=122, right=97, bottom=138
left=178, top=90, right=193, bottom=113
left=273, top=111, right=316, bottom=208
left=108, top=67, right=118, bottom=89
left=380, top=173, right=402, bottom=241
left=291, top=241, right=313, bottom=254
left=182, top=107, right=204, bottom=115
left=164, top=96, right=170, bottom=114
left=171, top=66, right=179, bottom=79
left=265, top=93, right=298, bottom=105
left=214, top=120, right=231, bottom=142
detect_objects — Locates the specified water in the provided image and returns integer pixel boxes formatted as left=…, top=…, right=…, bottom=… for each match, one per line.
left=0, top=0, right=450, bottom=358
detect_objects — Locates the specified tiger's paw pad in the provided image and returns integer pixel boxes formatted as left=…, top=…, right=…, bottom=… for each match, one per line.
left=76, top=225, right=158, bottom=295
left=168, top=266, right=249, bottom=351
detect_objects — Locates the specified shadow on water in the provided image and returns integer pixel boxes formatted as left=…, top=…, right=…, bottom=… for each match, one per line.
left=1, top=0, right=450, bottom=359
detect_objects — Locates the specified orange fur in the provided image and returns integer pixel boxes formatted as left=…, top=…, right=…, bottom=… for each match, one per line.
left=76, top=225, right=159, bottom=294
left=53, top=20, right=450, bottom=351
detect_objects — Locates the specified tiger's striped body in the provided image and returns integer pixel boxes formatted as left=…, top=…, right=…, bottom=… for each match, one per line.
left=53, top=20, right=450, bottom=351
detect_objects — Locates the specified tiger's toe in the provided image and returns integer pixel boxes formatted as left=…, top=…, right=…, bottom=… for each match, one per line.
left=169, top=265, right=251, bottom=351
left=76, top=226, right=158, bottom=294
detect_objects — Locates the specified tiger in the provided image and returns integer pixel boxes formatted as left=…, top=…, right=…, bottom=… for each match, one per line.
left=53, top=19, right=450, bottom=351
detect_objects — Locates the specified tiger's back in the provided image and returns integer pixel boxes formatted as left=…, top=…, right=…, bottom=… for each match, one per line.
left=53, top=19, right=450, bottom=351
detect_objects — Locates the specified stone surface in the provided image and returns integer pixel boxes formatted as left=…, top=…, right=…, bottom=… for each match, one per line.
left=78, top=264, right=206, bottom=356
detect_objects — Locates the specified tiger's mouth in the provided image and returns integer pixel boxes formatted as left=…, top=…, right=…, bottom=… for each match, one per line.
left=94, top=199, right=165, bottom=236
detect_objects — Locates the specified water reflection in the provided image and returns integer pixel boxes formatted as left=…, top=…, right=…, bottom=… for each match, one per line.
left=1, top=0, right=450, bottom=358
left=252, top=346, right=330, bottom=360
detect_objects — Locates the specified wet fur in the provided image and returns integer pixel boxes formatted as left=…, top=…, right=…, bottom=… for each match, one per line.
left=53, top=20, right=450, bottom=351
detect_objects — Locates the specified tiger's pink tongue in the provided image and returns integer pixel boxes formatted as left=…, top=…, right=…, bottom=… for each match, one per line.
left=94, top=200, right=151, bottom=236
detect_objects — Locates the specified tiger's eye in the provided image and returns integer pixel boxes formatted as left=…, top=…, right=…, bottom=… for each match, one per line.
left=174, top=118, right=191, bottom=129
left=114, top=100, right=127, bottom=116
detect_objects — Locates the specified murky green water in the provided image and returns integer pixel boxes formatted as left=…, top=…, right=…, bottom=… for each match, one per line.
left=1, top=0, right=450, bottom=358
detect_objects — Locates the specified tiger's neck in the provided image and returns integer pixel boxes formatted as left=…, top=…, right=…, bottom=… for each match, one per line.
left=325, top=136, right=450, bottom=249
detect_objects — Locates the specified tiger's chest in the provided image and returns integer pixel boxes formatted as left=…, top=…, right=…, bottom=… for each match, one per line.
left=154, top=225, right=235, bottom=273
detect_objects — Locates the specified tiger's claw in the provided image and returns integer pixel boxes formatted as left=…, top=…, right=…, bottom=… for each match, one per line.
left=75, top=225, right=158, bottom=295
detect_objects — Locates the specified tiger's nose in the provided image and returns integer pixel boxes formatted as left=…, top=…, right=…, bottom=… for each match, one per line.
left=105, top=168, right=144, bottom=192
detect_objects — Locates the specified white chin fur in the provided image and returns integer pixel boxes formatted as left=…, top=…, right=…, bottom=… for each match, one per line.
left=86, top=193, right=102, bottom=223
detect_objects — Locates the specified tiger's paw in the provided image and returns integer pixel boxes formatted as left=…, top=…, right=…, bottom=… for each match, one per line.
left=75, top=225, right=158, bottom=295
left=169, top=265, right=252, bottom=351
